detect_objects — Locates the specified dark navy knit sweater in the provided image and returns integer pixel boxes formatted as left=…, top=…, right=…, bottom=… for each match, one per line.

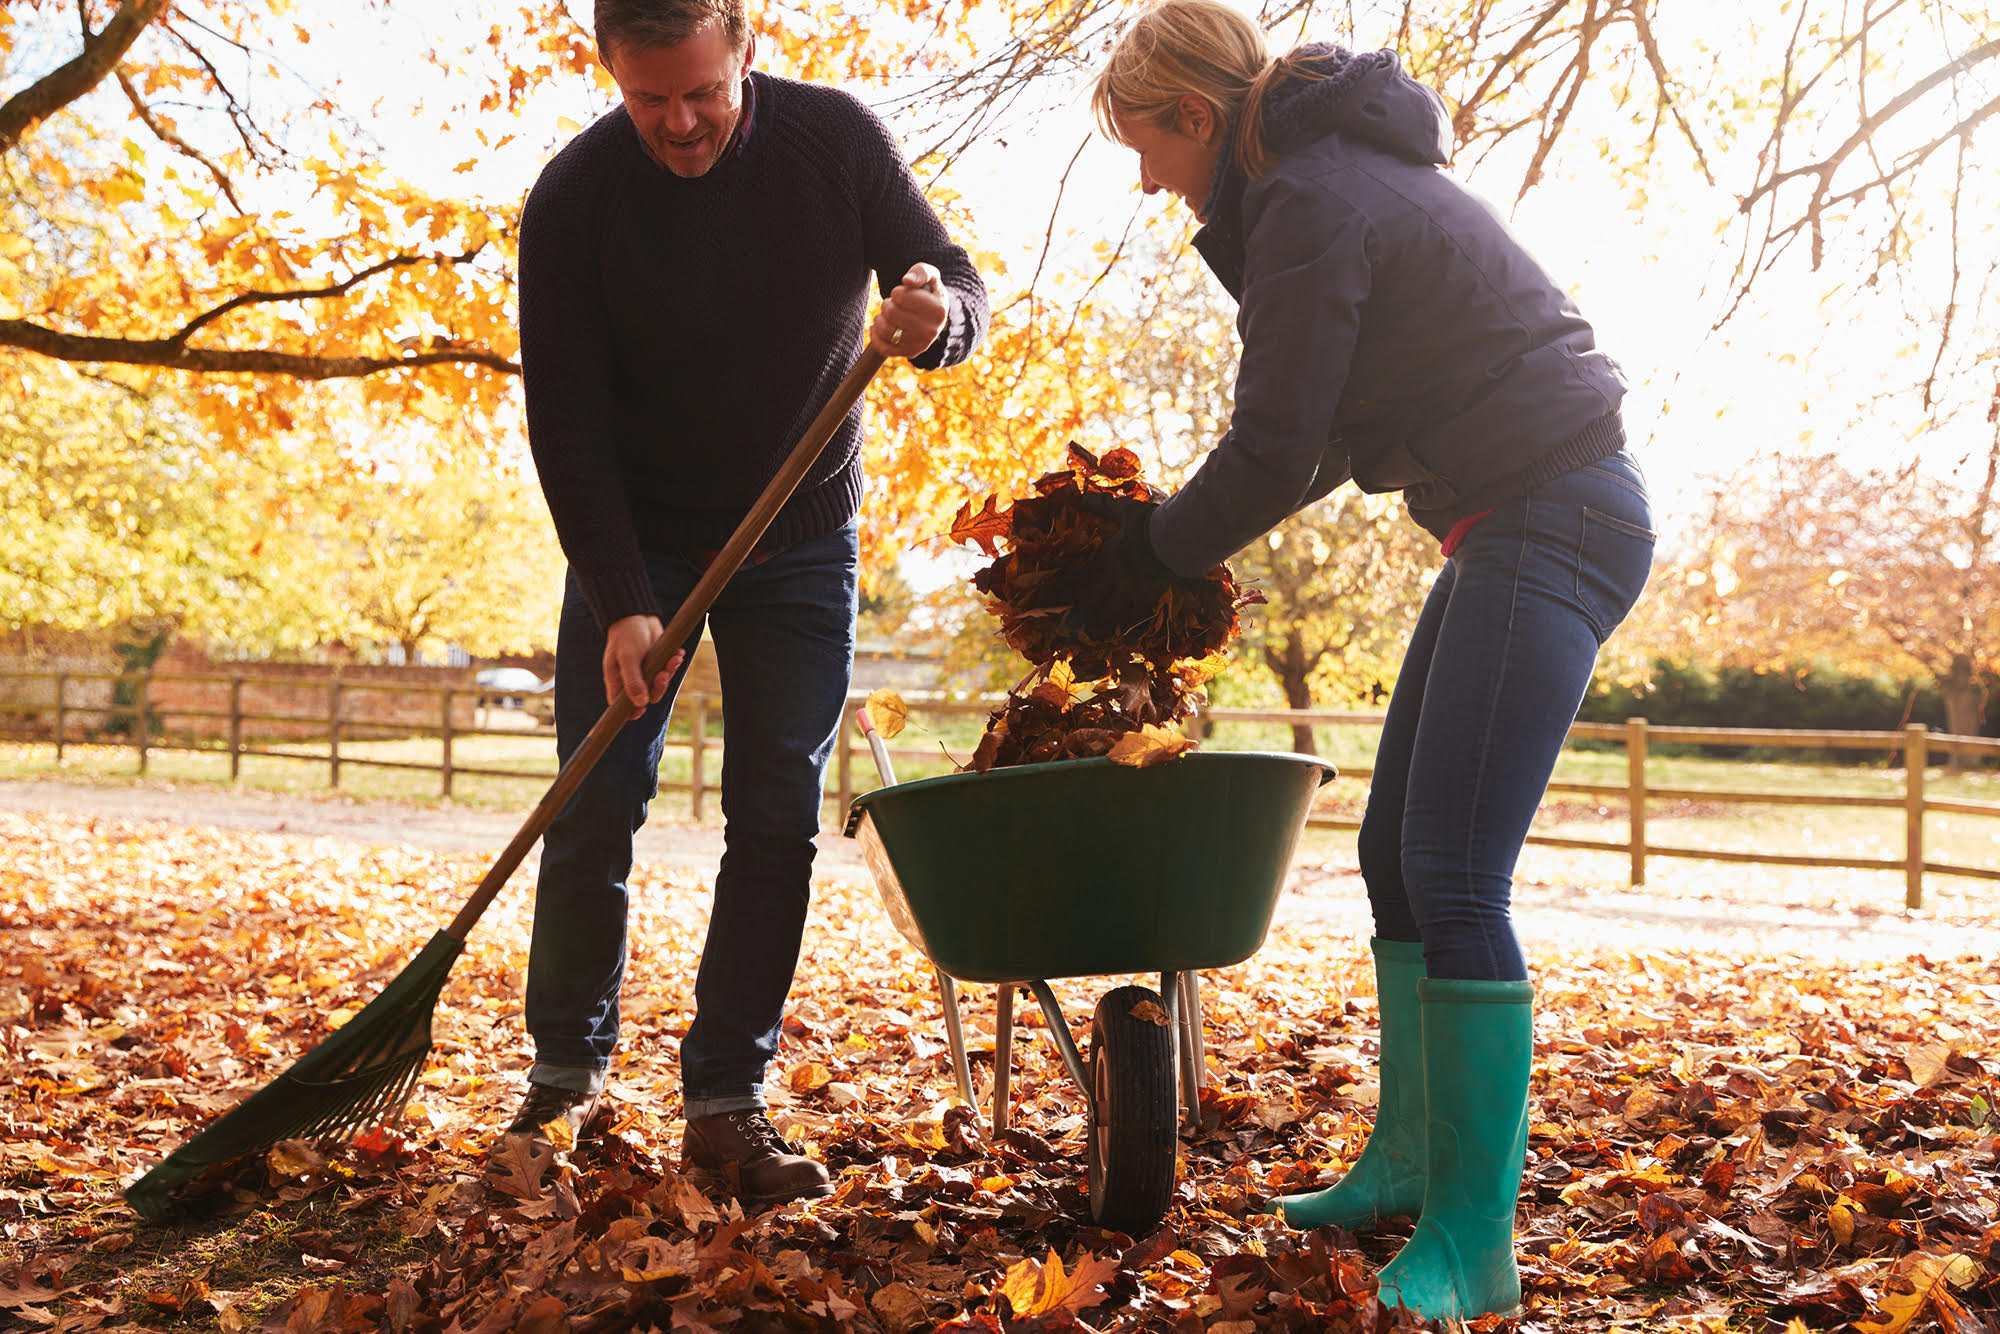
left=518, top=72, right=989, bottom=627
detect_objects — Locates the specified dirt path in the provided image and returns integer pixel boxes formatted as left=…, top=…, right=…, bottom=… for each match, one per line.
left=5, top=777, right=1995, bottom=962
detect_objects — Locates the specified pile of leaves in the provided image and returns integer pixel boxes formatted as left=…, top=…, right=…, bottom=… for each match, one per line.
left=948, top=443, right=1260, bottom=773
left=5, top=811, right=2000, bottom=1330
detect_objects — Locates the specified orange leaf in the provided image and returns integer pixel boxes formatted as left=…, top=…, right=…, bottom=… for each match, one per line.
left=865, top=688, right=909, bottom=740
left=998, top=1249, right=1119, bottom=1317
left=789, top=1062, right=834, bottom=1093
left=949, top=495, right=1012, bottom=557
left=1107, top=725, right=1197, bottom=769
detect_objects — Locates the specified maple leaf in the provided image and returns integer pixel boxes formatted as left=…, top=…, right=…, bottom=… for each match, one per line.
left=949, top=496, right=1012, bottom=557
left=865, top=688, right=909, bottom=740
left=1108, top=725, right=1197, bottom=769
left=998, top=1249, right=1120, bottom=1317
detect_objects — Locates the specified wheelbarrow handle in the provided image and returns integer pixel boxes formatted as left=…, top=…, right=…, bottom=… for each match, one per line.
left=446, top=346, right=890, bottom=941
left=855, top=705, right=898, bottom=787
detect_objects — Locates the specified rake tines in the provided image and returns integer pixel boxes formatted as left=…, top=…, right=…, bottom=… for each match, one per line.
left=124, top=930, right=462, bottom=1220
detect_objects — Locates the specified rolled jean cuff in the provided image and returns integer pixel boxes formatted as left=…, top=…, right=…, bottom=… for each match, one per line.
left=529, top=1061, right=607, bottom=1096
left=683, top=1090, right=766, bottom=1120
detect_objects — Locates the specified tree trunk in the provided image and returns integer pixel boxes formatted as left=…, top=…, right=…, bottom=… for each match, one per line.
left=1939, top=652, right=1988, bottom=774
left=1279, top=639, right=1317, bottom=755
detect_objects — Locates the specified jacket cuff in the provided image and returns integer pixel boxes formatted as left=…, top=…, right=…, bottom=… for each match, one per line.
left=578, top=563, right=660, bottom=629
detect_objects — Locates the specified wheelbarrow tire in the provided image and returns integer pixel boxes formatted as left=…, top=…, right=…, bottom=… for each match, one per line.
left=1087, top=985, right=1179, bottom=1234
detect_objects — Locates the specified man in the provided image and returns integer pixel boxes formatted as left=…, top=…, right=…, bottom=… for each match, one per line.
left=512, top=0, right=988, bottom=1207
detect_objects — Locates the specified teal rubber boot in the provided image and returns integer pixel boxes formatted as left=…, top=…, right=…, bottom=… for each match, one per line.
left=1278, top=938, right=1427, bottom=1230
left=1375, top=977, right=1533, bottom=1322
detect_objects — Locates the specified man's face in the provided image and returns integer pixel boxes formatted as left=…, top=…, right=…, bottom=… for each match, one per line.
left=603, top=20, right=755, bottom=178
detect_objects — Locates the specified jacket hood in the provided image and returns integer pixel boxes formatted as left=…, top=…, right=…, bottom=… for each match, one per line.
left=1260, top=44, right=1451, bottom=167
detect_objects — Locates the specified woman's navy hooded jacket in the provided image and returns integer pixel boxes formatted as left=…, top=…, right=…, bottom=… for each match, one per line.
left=1150, top=46, right=1630, bottom=576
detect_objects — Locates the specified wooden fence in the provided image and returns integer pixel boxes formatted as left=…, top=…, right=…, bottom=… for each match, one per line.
left=2, top=670, right=1996, bottom=908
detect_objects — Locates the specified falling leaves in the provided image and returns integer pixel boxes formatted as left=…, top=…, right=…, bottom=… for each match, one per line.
left=865, top=688, right=909, bottom=740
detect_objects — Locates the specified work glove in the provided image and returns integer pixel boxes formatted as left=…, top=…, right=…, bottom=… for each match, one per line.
left=1064, top=495, right=1182, bottom=639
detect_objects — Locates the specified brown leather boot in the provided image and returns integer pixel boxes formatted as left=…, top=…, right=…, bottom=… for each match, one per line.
left=684, top=1109, right=832, bottom=1207
left=500, top=1082, right=604, bottom=1151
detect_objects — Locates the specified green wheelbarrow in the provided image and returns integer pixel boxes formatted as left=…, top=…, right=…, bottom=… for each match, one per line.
left=844, top=707, right=1334, bottom=1233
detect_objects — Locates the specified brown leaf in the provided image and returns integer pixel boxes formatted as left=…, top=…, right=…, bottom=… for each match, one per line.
left=1855, top=1254, right=1962, bottom=1334
left=1129, top=999, right=1171, bottom=1027
left=870, top=1282, right=929, bottom=1333
left=949, top=496, right=1012, bottom=557
left=484, top=1135, right=553, bottom=1201
left=267, top=1139, right=327, bottom=1179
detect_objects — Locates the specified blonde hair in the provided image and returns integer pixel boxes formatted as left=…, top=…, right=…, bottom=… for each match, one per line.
left=1091, top=0, right=1318, bottom=178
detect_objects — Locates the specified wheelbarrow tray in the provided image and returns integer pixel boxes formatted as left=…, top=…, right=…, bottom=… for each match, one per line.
left=845, top=751, right=1334, bottom=984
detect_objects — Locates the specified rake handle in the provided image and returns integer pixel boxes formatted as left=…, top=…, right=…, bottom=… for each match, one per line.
left=447, top=346, right=888, bottom=941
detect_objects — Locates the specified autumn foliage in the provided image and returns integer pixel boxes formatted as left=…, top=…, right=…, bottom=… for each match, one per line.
left=947, top=444, right=1260, bottom=773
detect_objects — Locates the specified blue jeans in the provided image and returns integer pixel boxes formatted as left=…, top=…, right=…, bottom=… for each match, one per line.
left=525, top=523, right=858, bottom=1117
left=1361, top=452, right=1656, bottom=980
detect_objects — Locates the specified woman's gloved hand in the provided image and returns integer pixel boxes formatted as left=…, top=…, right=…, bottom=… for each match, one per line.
left=1064, top=494, right=1181, bottom=638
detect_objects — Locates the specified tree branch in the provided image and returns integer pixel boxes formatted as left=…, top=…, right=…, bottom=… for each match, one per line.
left=0, top=0, right=169, bottom=153
left=170, top=247, right=490, bottom=345
left=114, top=69, right=244, bottom=213
left=0, top=318, right=520, bottom=379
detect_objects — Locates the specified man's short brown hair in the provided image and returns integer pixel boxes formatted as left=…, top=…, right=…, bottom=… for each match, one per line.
left=594, top=0, right=748, bottom=57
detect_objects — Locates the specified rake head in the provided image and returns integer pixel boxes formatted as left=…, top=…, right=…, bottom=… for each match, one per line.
left=125, top=930, right=463, bottom=1221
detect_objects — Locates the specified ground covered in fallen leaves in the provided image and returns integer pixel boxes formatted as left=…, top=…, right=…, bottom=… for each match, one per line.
left=2, top=810, right=1997, bottom=1331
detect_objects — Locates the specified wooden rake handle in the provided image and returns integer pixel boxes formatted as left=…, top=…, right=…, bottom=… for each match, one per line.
left=447, top=346, right=888, bottom=940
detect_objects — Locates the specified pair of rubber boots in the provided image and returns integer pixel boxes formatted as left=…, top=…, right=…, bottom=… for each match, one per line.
left=1278, top=938, right=1533, bottom=1322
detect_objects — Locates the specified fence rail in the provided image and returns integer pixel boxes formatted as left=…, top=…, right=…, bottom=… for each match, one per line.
left=1, top=669, right=1994, bottom=907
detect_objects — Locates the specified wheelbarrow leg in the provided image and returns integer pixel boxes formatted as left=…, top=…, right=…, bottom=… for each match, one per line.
left=1177, top=970, right=1206, bottom=1123
left=1158, top=971, right=1185, bottom=1124
left=937, top=969, right=975, bottom=1107
left=993, top=983, right=1015, bottom=1135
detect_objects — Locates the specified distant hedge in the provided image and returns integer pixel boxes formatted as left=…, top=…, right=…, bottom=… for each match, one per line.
left=1579, top=661, right=1999, bottom=747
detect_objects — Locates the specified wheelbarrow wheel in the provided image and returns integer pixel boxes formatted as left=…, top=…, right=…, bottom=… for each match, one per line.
left=1086, top=985, right=1178, bottom=1233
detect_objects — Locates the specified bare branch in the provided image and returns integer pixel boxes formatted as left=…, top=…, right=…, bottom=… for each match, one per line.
left=0, top=318, right=519, bottom=379
left=169, top=247, right=491, bottom=345
left=0, top=0, right=169, bottom=154
left=115, top=69, right=245, bottom=213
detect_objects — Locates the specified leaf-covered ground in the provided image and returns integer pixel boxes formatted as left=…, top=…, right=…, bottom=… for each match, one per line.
left=2, top=809, right=1997, bottom=1331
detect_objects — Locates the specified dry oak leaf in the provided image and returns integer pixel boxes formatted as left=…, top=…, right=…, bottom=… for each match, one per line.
left=999, top=1249, right=1121, bottom=1318
left=484, top=1134, right=554, bottom=1201
left=1108, top=725, right=1197, bottom=769
left=950, top=495, right=1013, bottom=557
left=1130, top=999, right=1171, bottom=1027
left=866, top=688, right=909, bottom=740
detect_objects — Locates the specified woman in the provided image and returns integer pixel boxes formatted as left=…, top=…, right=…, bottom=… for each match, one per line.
left=1081, top=1, right=1655, bottom=1321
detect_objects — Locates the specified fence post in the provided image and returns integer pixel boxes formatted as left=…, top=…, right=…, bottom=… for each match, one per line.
left=1626, top=717, right=1648, bottom=887
left=136, top=673, right=150, bottom=776
left=228, top=676, right=244, bottom=780
left=440, top=688, right=455, bottom=799
left=1905, top=723, right=1927, bottom=910
left=835, top=704, right=854, bottom=816
left=53, top=672, right=66, bottom=763
left=690, top=693, right=708, bottom=820
left=328, top=678, right=344, bottom=789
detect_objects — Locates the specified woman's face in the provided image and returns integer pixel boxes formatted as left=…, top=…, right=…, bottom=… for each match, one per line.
left=1114, top=98, right=1223, bottom=220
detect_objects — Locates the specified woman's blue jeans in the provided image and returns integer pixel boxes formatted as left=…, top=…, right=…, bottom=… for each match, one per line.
left=1361, top=452, right=1656, bottom=980
left=524, top=523, right=857, bottom=1117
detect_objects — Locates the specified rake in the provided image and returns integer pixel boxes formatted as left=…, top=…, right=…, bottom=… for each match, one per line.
left=125, top=348, right=888, bottom=1221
